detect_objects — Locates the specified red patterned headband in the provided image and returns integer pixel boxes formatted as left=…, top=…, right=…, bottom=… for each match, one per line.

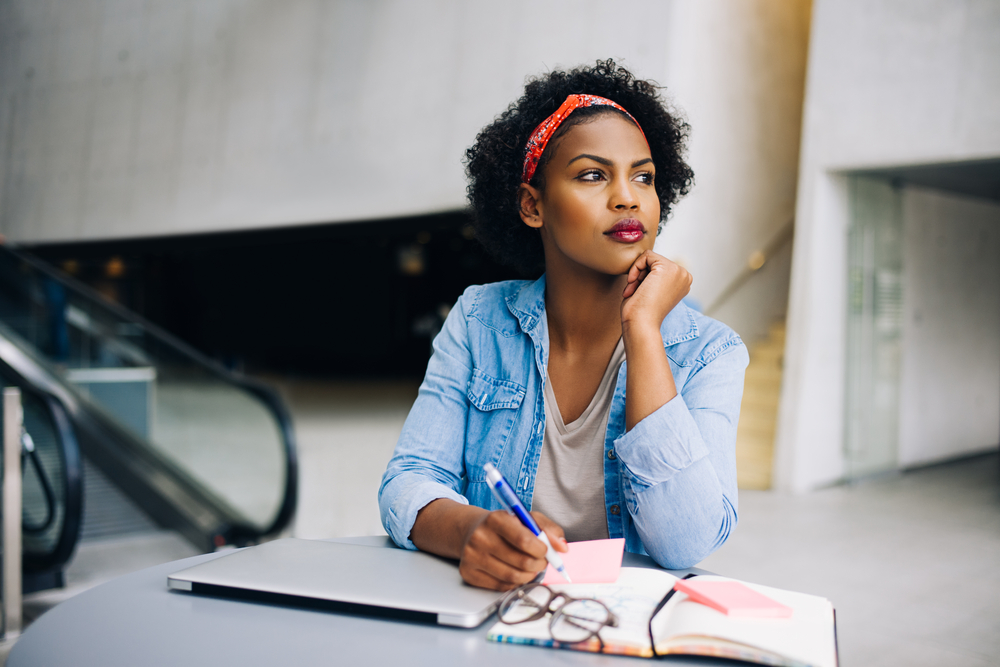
left=521, top=94, right=647, bottom=184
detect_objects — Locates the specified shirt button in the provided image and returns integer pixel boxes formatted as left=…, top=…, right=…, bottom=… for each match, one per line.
left=610, top=504, right=620, bottom=515
left=607, top=449, right=616, bottom=460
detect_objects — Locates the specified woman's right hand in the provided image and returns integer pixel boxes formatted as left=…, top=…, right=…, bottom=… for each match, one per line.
left=459, top=510, right=568, bottom=591
left=410, top=499, right=568, bottom=591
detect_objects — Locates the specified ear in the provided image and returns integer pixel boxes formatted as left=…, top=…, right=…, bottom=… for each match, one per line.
left=517, top=184, right=544, bottom=229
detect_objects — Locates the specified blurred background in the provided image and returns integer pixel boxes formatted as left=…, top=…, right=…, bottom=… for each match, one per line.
left=0, top=0, right=997, bottom=664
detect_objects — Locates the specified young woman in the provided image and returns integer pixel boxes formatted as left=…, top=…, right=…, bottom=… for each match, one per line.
left=379, top=60, right=748, bottom=591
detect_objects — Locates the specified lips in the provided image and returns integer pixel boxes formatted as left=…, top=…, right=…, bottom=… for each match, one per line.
left=604, top=218, right=646, bottom=243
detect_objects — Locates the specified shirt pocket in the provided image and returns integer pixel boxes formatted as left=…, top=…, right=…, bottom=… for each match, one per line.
left=466, top=369, right=525, bottom=411
left=465, top=369, right=526, bottom=483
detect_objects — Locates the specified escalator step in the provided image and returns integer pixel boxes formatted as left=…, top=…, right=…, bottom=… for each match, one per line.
left=80, top=458, right=158, bottom=542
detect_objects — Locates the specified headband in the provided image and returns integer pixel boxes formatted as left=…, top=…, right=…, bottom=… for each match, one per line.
left=521, top=94, right=647, bottom=184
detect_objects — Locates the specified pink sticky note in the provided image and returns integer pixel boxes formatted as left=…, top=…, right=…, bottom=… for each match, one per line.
left=542, top=538, right=625, bottom=585
left=674, top=580, right=793, bottom=618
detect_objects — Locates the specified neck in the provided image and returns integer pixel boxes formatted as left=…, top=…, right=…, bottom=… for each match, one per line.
left=544, top=256, right=626, bottom=351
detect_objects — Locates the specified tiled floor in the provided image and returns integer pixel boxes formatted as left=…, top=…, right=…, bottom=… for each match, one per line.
left=699, top=454, right=1000, bottom=667
left=6, top=378, right=999, bottom=666
left=271, top=377, right=422, bottom=539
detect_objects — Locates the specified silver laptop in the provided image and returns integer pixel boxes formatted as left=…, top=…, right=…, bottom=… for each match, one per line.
left=167, top=538, right=504, bottom=628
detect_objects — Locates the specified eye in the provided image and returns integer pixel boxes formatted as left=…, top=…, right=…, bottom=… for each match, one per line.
left=577, top=169, right=606, bottom=182
left=634, top=171, right=655, bottom=185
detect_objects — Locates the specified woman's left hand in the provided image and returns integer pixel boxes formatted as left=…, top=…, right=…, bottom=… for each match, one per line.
left=621, top=250, right=692, bottom=332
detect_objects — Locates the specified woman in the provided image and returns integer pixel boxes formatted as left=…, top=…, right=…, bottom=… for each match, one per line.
left=379, top=60, right=748, bottom=591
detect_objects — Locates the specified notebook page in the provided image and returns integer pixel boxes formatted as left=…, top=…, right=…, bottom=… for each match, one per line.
left=656, top=576, right=836, bottom=667
left=487, top=567, right=677, bottom=654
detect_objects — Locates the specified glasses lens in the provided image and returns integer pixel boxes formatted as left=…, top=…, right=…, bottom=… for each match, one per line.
left=498, top=584, right=552, bottom=624
left=550, top=599, right=610, bottom=643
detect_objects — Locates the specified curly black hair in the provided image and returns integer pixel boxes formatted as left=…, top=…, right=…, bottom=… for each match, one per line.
left=464, top=59, right=694, bottom=276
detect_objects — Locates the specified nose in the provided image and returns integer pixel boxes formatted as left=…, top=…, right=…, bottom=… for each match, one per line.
left=610, top=175, right=639, bottom=210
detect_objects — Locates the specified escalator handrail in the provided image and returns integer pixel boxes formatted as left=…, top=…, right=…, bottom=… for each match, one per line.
left=38, top=394, right=83, bottom=571
left=0, top=245, right=297, bottom=539
left=0, top=327, right=242, bottom=548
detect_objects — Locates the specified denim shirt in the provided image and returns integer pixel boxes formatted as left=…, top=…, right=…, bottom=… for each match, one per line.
left=378, top=275, right=748, bottom=569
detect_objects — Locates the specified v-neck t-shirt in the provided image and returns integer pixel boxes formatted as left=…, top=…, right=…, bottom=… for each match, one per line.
left=531, top=338, right=626, bottom=542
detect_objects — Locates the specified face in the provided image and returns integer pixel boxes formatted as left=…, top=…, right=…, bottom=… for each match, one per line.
left=519, top=113, right=659, bottom=277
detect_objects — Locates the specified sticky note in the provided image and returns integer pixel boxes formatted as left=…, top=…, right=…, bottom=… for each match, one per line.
left=542, top=538, right=625, bottom=585
left=674, top=580, right=793, bottom=618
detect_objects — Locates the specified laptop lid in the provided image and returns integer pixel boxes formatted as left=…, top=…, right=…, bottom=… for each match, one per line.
left=167, top=538, right=504, bottom=628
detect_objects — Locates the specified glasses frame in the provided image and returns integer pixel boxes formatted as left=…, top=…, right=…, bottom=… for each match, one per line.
left=497, top=582, right=620, bottom=649
left=647, top=573, right=699, bottom=658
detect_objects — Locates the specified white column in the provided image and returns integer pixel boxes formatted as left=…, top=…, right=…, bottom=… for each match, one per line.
left=2, top=387, right=23, bottom=640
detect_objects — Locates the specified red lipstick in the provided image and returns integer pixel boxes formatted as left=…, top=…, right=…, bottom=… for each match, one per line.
left=604, top=218, right=646, bottom=243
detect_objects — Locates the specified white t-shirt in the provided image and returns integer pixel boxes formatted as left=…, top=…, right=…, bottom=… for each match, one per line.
left=531, top=338, right=625, bottom=542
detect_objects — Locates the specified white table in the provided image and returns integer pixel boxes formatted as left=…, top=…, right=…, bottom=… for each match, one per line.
left=9, top=537, right=720, bottom=666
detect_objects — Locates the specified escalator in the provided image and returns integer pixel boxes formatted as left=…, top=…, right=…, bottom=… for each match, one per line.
left=0, top=244, right=297, bottom=589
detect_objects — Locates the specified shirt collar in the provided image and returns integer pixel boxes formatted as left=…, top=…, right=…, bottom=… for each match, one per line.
left=505, top=274, right=547, bottom=335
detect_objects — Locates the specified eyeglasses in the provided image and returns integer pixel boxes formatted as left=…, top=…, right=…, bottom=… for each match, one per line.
left=647, top=573, right=698, bottom=658
left=496, top=582, right=619, bottom=648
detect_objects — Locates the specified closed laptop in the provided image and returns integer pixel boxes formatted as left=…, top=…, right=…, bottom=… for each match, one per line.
left=167, top=538, right=504, bottom=628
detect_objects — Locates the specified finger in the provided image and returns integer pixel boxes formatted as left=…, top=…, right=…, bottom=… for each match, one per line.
left=531, top=511, right=568, bottom=552
left=490, top=541, right=547, bottom=575
left=623, top=267, right=649, bottom=299
left=462, top=546, right=539, bottom=589
left=629, top=250, right=658, bottom=284
left=459, top=536, right=548, bottom=587
left=475, top=514, right=549, bottom=577
left=470, top=529, right=546, bottom=579
left=464, top=529, right=546, bottom=585
left=483, top=552, right=544, bottom=587
left=487, top=512, right=548, bottom=560
left=637, top=250, right=674, bottom=277
left=627, top=252, right=649, bottom=283
left=459, top=560, right=521, bottom=591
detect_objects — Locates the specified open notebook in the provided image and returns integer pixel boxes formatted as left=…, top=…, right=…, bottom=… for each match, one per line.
left=487, top=567, right=837, bottom=667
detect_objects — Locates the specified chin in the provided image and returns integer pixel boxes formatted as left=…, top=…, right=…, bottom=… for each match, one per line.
left=611, top=248, right=647, bottom=274
left=604, top=259, right=638, bottom=277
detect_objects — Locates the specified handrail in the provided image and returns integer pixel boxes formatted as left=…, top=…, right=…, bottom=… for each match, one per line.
left=7, top=376, right=83, bottom=575
left=29, top=395, right=83, bottom=572
left=704, top=218, right=795, bottom=316
left=0, top=327, right=239, bottom=550
left=0, top=244, right=298, bottom=546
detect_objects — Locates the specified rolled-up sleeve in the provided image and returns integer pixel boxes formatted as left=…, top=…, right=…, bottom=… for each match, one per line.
left=614, top=338, right=748, bottom=569
left=378, top=290, right=477, bottom=550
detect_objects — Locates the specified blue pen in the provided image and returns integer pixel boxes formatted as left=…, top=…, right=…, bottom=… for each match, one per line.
left=483, top=463, right=571, bottom=583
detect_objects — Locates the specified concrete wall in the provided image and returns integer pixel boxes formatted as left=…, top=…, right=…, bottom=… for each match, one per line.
left=775, top=0, right=1000, bottom=491
left=709, top=239, right=793, bottom=347
left=0, top=0, right=811, bottom=346
left=898, top=187, right=1000, bottom=467
left=0, top=0, right=679, bottom=242
left=657, top=0, right=809, bottom=343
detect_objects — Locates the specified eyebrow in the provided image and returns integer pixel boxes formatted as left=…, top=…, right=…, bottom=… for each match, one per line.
left=567, top=154, right=654, bottom=169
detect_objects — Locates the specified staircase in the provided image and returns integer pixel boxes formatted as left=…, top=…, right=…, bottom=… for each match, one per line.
left=735, top=321, right=785, bottom=490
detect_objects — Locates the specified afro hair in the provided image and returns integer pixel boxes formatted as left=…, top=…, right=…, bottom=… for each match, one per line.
left=464, top=59, right=694, bottom=276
